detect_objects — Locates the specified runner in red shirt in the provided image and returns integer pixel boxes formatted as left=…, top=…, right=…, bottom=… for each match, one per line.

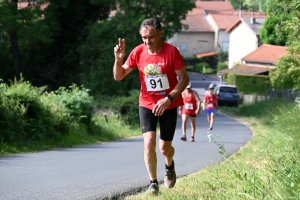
left=113, top=18, right=189, bottom=195
left=179, top=82, right=201, bottom=142
left=202, top=84, right=218, bottom=130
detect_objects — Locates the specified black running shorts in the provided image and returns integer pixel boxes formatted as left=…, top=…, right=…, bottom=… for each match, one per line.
left=139, top=106, right=178, bottom=141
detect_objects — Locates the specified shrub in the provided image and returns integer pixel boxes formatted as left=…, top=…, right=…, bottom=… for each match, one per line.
left=217, top=62, right=228, bottom=71
left=0, top=80, right=95, bottom=144
left=0, top=79, right=55, bottom=142
left=41, top=84, right=93, bottom=124
left=195, top=62, right=209, bottom=73
left=185, top=65, right=194, bottom=71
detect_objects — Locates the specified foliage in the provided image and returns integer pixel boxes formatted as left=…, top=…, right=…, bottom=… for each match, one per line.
left=78, top=0, right=195, bottom=96
left=0, top=79, right=94, bottom=146
left=0, top=0, right=195, bottom=96
left=185, top=65, right=194, bottom=71
left=217, top=62, right=227, bottom=71
left=194, top=62, right=209, bottom=73
left=260, top=15, right=289, bottom=46
left=224, top=73, right=271, bottom=95
left=216, top=50, right=228, bottom=63
left=267, top=0, right=300, bottom=90
left=95, top=90, right=140, bottom=126
left=230, top=0, right=248, bottom=10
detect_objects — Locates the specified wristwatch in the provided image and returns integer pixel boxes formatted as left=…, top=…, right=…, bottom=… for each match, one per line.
left=167, top=94, right=174, bottom=102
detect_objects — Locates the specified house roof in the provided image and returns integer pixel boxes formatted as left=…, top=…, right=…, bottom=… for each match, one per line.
left=233, top=11, right=266, bottom=18
left=225, top=19, right=242, bottom=33
left=182, top=8, right=214, bottom=32
left=242, top=44, right=287, bottom=64
left=243, top=17, right=265, bottom=34
left=221, top=64, right=273, bottom=75
left=209, top=14, right=240, bottom=30
left=195, top=51, right=218, bottom=58
left=196, top=1, right=235, bottom=14
left=225, top=17, right=265, bottom=34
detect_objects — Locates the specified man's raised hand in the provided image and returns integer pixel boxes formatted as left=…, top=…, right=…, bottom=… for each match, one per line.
left=114, top=38, right=126, bottom=60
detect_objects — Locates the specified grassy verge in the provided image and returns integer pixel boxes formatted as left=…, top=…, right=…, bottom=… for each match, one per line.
left=123, top=98, right=300, bottom=199
left=0, top=113, right=141, bottom=156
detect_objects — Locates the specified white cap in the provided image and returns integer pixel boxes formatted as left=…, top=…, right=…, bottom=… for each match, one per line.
left=186, top=82, right=192, bottom=89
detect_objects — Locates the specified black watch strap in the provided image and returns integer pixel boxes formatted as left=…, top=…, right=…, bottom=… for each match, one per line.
left=167, top=95, right=174, bottom=102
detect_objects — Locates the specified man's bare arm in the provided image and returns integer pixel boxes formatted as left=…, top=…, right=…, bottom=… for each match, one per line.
left=113, top=38, right=133, bottom=80
left=169, top=67, right=190, bottom=100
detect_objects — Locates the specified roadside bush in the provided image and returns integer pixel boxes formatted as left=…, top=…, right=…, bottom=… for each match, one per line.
left=0, top=79, right=56, bottom=143
left=0, top=80, right=95, bottom=145
left=194, top=62, right=209, bottom=73
left=185, top=65, right=194, bottom=71
left=217, top=62, right=228, bottom=71
left=41, top=84, right=93, bottom=124
left=96, top=90, right=140, bottom=127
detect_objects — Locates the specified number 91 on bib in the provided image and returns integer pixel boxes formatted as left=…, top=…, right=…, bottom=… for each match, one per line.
left=145, top=75, right=170, bottom=92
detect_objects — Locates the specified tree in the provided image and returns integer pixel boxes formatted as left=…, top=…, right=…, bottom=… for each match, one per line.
left=260, top=15, right=289, bottom=46
left=268, top=0, right=300, bottom=89
left=230, top=0, right=247, bottom=10
left=78, top=0, right=196, bottom=96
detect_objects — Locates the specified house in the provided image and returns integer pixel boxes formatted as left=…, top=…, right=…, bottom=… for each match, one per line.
left=206, top=14, right=240, bottom=52
left=221, top=44, right=287, bottom=75
left=167, top=1, right=235, bottom=58
left=226, top=14, right=266, bottom=68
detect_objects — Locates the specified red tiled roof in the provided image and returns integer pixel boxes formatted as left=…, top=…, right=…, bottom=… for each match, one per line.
left=221, top=64, right=274, bottom=75
left=196, top=1, right=235, bottom=14
left=210, top=14, right=240, bottom=30
left=242, top=44, right=287, bottom=63
left=225, top=18, right=242, bottom=33
left=195, top=51, right=218, bottom=58
left=182, top=8, right=214, bottom=32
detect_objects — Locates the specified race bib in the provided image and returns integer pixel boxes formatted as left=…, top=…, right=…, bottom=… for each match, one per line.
left=145, top=75, right=170, bottom=92
left=185, top=103, right=193, bottom=110
left=207, top=103, right=213, bottom=108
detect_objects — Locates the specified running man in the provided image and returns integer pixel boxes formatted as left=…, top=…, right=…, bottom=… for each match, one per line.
left=202, top=84, right=218, bottom=130
left=179, top=82, right=201, bottom=142
left=113, top=18, right=189, bottom=195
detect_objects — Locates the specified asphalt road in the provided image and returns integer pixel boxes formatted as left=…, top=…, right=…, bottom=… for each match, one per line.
left=0, top=72, right=252, bottom=200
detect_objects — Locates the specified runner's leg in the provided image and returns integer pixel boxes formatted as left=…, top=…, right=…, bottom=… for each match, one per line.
left=143, top=131, right=157, bottom=181
left=181, top=114, right=188, bottom=138
left=190, top=116, right=196, bottom=137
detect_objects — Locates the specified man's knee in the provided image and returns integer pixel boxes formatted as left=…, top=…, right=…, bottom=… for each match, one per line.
left=159, top=142, right=173, bottom=156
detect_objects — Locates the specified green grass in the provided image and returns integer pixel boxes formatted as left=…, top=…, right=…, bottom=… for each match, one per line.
left=0, top=113, right=141, bottom=156
left=122, top=98, right=300, bottom=199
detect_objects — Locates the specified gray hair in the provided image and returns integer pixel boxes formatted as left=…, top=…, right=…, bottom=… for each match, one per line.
left=140, top=18, right=162, bottom=31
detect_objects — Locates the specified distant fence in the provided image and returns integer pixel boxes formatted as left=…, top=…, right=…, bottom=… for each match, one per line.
left=269, top=88, right=300, bottom=101
left=241, top=88, right=300, bottom=105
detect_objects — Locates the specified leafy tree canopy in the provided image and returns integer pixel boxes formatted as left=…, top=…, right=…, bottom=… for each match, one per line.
left=268, top=0, right=300, bottom=89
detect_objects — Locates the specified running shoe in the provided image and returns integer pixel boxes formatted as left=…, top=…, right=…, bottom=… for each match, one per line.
left=164, top=161, right=176, bottom=188
left=190, top=137, right=195, bottom=142
left=180, top=135, right=187, bottom=141
left=209, top=126, right=213, bottom=130
left=148, top=182, right=159, bottom=195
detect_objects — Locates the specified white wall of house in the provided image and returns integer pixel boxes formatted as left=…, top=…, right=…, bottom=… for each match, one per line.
left=228, top=22, right=258, bottom=68
left=168, top=32, right=214, bottom=58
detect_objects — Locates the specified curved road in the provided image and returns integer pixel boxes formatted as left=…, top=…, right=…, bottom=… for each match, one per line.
left=0, top=72, right=252, bottom=200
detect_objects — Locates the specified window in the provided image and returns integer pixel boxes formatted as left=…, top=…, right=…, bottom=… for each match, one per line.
left=180, top=43, right=187, bottom=52
left=221, top=42, right=229, bottom=52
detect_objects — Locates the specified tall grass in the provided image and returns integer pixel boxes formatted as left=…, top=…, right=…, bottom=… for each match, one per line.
left=123, top=98, right=300, bottom=199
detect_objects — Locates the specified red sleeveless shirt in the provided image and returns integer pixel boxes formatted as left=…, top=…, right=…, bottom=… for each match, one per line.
left=182, top=91, right=197, bottom=115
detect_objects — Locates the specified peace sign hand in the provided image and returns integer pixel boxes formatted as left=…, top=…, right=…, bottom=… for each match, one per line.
left=114, top=38, right=126, bottom=60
